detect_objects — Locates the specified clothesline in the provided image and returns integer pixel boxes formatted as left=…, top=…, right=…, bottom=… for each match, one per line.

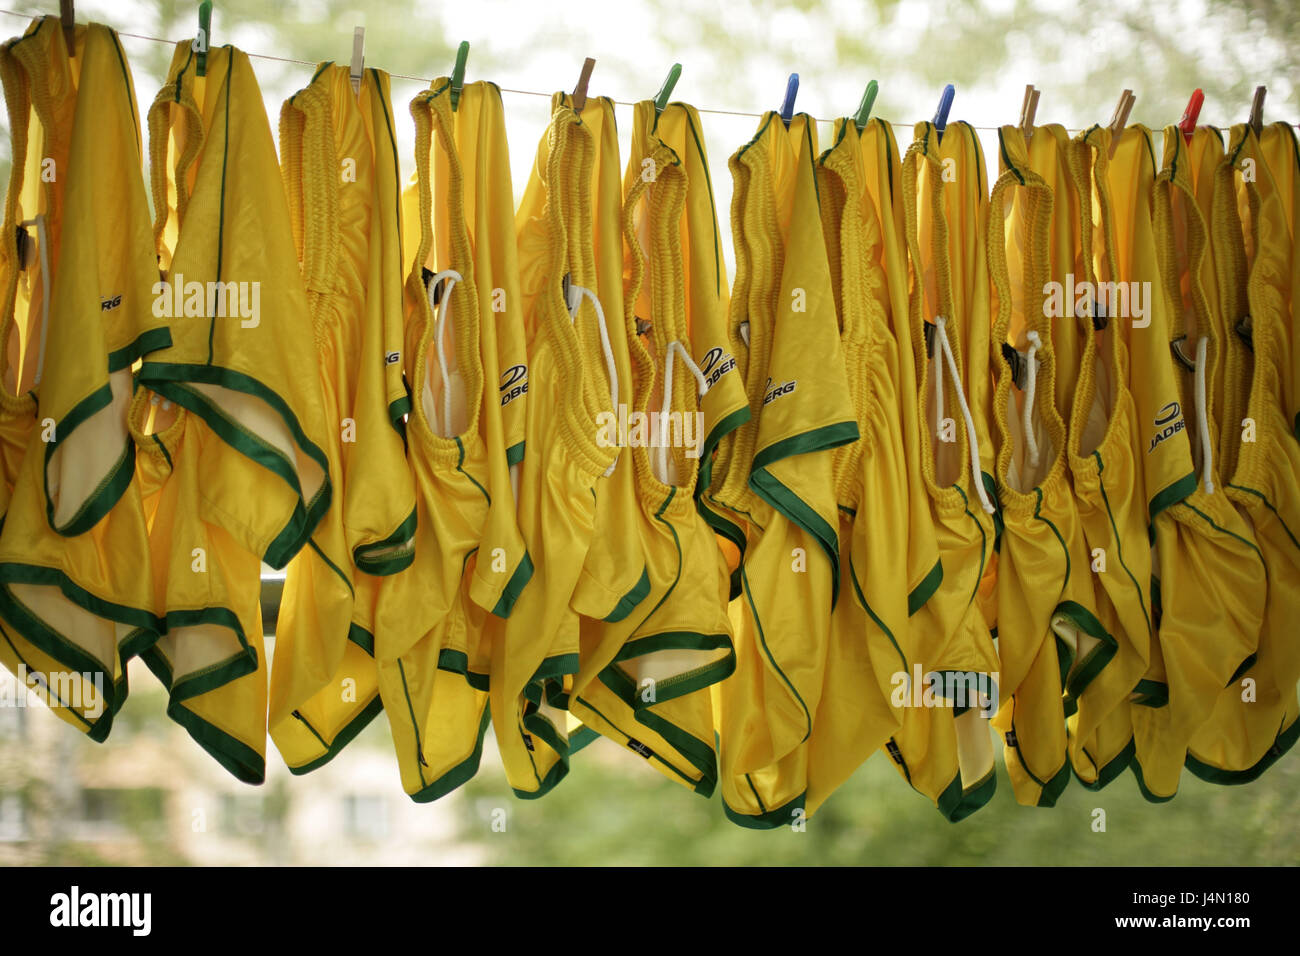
left=1, top=7, right=1090, bottom=131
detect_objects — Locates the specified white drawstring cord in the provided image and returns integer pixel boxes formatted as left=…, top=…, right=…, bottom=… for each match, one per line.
left=934, top=316, right=996, bottom=514
left=21, top=215, right=50, bottom=387
left=656, top=340, right=710, bottom=482
left=426, top=269, right=463, bottom=438
left=1021, top=330, right=1042, bottom=469
left=567, top=282, right=620, bottom=476
left=1194, top=335, right=1214, bottom=494
left=934, top=319, right=946, bottom=436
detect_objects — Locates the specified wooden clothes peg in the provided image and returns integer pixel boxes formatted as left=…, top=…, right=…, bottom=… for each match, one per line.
left=572, top=57, right=595, bottom=112
left=1249, top=86, right=1266, bottom=137
left=1107, top=89, right=1134, bottom=158
left=59, top=0, right=74, bottom=52
left=350, top=27, right=365, bottom=95
left=1019, top=84, right=1040, bottom=143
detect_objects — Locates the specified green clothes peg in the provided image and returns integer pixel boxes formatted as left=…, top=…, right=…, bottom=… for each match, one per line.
left=196, top=0, right=212, bottom=77
left=854, top=80, right=878, bottom=132
left=654, top=63, right=682, bottom=117
left=450, top=41, right=469, bottom=111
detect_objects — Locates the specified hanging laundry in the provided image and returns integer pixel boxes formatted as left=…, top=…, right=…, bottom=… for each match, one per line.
left=0, top=10, right=1294, bottom=818
left=0, top=17, right=167, bottom=742
left=709, top=109, right=859, bottom=828
left=1053, top=121, right=1153, bottom=791
left=564, top=97, right=743, bottom=796
left=141, top=42, right=332, bottom=568
left=896, top=118, right=1001, bottom=818
left=810, top=114, right=931, bottom=815
left=1133, top=123, right=1266, bottom=800
left=488, top=90, right=626, bottom=798
left=987, top=122, right=1096, bottom=807
left=1254, top=122, right=1300, bottom=439
left=270, top=62, right=417, bottom=774
left=374, top=75, right=530, bottom=802
left=1185, top=123, right=1300, bottom=781
left=133, top=39, right=338, bottom=778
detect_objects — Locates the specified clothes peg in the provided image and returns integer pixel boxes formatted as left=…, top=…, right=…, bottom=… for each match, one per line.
left=195, top=0, right=212, bottom=77
left=933, top=83, right=955, bottom=143
left=779, top=73, right=799, bottom=129
left=1249, top=86, right=1266, bottom=137
left=1178, top=88, right=1204, bottom=144
left=653, top=63, right=682, bottom=118
left=1019, top=84, right=1040, bottom=142
left=1107, top=89, right=1134, bottom=159
left=572, top=57, right=596, bottom=112
left=450, top=41, right=470, bottom=111
left=853, top=79, right=878, bottom=133
left=350, top=27, right=365, bottom=96
left=59, top=0, right=74, bottom=52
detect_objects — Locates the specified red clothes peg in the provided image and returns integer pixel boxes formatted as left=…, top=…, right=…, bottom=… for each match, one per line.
left=1179, top=89, right=1204, bottom=144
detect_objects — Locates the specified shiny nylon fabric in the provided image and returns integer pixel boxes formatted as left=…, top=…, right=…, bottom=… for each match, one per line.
left=811, top=117, right=934, bottom=816
left=376, top=79, right=530, bottom=801
left=895, top=120, right=1000, bottom=818
left=562, top=94, right=648, bottom=658
left=711, top=112, right=859, bottom=827
left=1088, top=125, right=1201, bottom=790
left=1255, top=123, right=1300, bottom=437
left=124, top=40, right=340, bottom=778
left=128, top=394, right=267, bottom=782
left=1134, top=125, right=1264, bottom=800
left=270, top=64, right=416, bottom=773
left=566, top=100, right=739, bottom=796
left=1186, top=124, right=1300, bottom=782
left=1059, top=124, right=1155, bottom=789
left=140, top=42, right=332, bottom=569
left=491, top=97, right=620, bottom=798
left=0, top=19, right=167, bottom=742
left=987, top=124, right=1093, bottom=807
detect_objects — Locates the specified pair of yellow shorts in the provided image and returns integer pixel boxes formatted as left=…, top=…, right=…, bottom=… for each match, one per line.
left=374, top=79, right=531, bottom=801
left=1130, top=125, right=1264, bottom=800
left=986, top=124, right=1103, bottom=807
left=710, top=112, right=858, bottom=827
left=271, top=63, right=418, bottom=773
left=1186, top=125, right=1300, bottom=781
left=894, top=120, right=1001, bottom=819
left=491, top=95, right=622, bottom=798
left=0, top=20, right=172, bottom=744
left=566, top=99, right=742, bottom=795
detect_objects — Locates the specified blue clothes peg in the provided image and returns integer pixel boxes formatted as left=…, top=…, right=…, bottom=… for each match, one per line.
left=780, top=73, right=799, bottom=129
left=933, top=83, right=955, bottom=143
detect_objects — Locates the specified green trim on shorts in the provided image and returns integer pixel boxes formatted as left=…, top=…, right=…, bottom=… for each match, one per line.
left=136, top=361, right=332, bottom=567
left=285, top=694, right=384, bottom=775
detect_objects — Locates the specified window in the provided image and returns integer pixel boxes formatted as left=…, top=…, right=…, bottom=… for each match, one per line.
left=219, top=793, right=266, bottom=837
left=0, top=700, right=26, bottom=741
left=342, top=794, right=389, bottom=840
left=0, top=793, right=26, bottom=842
left=74, top=788, right=166, bottom=840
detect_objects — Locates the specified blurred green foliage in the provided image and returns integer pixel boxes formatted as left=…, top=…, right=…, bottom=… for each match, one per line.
left=452, top=733, right=1300, bottom=865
